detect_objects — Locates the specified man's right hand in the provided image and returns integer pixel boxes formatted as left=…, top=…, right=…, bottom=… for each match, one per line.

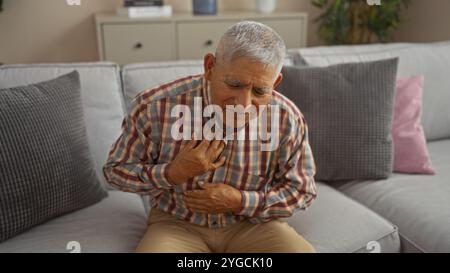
left=167, top=138, right=226, bottom=185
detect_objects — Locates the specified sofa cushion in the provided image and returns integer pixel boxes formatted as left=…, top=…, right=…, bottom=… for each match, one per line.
left=292, top=41, right=450, bottom=141
left=0, top=184, right=399, bottom=253
left=0, top=63, right=126, bottom=189
left=0, top=191, right=147, bottom=253
left=285, top=182, right=400, bottom=253
left=334, top=139, right=450, bottom=253
left=393, top=76, right=435, bottom=174
left=121, top=60, right=204, bottom=111
left=277, top=58, right=399, bottom=181
left=0, top=71, right=108, bottom=243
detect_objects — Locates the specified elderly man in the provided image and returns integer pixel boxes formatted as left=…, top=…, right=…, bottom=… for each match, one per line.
left=103, top=21, right=317, bottom=253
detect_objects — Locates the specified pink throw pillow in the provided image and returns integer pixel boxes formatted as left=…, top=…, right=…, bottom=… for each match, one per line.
left=393, top=75, right=435, bottom=174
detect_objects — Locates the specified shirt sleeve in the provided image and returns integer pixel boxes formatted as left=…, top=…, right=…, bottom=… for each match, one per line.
left=103, top=99, right=174, bottom=197
left=236, top=115, right=317, bottom=222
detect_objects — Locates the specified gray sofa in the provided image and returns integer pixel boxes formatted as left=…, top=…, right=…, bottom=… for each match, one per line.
left=0, top=41, right=448, bottom=253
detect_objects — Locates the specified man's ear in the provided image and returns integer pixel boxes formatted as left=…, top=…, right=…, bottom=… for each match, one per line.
left=273, top=73, right=283, bottom=89
left=204, top=53, right=216, bottom=81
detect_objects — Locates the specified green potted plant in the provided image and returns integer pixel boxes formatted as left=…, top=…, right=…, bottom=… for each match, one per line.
left=312, top=0, right=411, bottom=45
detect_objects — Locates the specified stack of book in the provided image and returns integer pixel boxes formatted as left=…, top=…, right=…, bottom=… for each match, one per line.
left=117, top=0, right=172, bottom=18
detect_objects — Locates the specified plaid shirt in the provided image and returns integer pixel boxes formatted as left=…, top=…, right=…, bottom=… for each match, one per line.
left=103, top=74, right=317, bottom=228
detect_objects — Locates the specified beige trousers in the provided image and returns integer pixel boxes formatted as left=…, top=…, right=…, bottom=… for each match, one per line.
left=135, top=208, right=315, bottom=253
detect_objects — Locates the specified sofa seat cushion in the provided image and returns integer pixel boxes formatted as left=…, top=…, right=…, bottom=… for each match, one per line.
left=0, top=63, right=126, bottom=189
left=334, top=139, right=450, bottom=253
left=285, top=182, right=400, bottom=253
left=0, top=191, right=147, bottom=253
left=0, top=184, right=400, bottom=253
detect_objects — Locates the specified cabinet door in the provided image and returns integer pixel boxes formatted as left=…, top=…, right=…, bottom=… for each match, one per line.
left=256, top=18, right=306, bottom=49
left=176, top=21, right=236, bottom=60
left=102, top=23, right=174, bottom=65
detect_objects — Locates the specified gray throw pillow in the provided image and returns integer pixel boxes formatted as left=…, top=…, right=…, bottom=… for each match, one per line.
left=277, top=58, right=399, bottom=182
left=0, top=71, right=107, bottom=242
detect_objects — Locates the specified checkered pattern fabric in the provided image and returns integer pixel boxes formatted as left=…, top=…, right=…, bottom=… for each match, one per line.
left=278, top=58, right=399, bottom=181
left=0, top=71, right=107, bottom=242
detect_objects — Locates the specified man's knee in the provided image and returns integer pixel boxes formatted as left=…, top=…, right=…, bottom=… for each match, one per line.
left=266, top=220, right=316, bottom=253
left=298, top=240, right=316, bottom=253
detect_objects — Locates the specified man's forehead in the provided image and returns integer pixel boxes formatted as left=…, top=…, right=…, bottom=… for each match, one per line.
left=223, top=73, right=275, bottom=87
left=223, top=75, right=250, bottom=84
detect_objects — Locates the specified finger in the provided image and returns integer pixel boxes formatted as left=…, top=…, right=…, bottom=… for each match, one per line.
left=210, top=142, right=225, bottom=161
left=210, top=156, right=226, bottom=170
left=195, top=138, right=211, bottom=151
left=199, top=182, right=216, bottom=190
left=185, top=199, right=206, bottom=208
left=184, top=190, right=207, bottom=199
left=206, top=140, right=221, bottom=153
left=184, top=198, right=210, bottom=210
left=185, top=138, right=198, bottom=150
left=187, top=205, right=209, bottom=214
left=184, top=196, right=208, bottom=207
left=185, top=133, right=198, bottom=149
left=184, top=189, right=205, bottom=195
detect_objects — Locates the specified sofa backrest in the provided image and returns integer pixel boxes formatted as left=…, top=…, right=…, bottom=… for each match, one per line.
left=2, top=42, right=447, bottom=187
left=121, top=60, right=204, bottom=111
left=121, top=55, right=296, bottom=111
left=289, top=41, right=450, bottom=142
left=0, top=63, right=126, bottom=189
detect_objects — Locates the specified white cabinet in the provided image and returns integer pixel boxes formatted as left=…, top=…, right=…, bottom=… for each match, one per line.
left=96, top=12, right=307, bottom=65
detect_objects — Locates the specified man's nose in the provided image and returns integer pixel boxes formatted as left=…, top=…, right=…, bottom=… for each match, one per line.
left=236, top=90, right=253, bottom=108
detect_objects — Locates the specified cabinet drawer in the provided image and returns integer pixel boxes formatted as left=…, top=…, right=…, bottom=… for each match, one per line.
left=176, top=21, right=236, bottom=60
left=102, top=23, right=174, bottom=65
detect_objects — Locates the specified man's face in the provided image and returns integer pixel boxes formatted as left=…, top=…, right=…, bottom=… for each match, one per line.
left=203, top=54, right=283, bottom=127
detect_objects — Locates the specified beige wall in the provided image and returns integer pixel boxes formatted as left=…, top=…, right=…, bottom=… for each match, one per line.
left=393, top=0, right=450, bottom=43
left=0, top=0, right=449, bottom=64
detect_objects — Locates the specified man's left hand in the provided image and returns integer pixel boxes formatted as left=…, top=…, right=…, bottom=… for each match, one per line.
left=183, top=183, right=242, bottom=214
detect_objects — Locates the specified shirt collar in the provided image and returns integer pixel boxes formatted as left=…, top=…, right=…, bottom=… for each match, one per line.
left=202, top=75, right=212, bottom=107
left=202, top=75, right=231, bottom=145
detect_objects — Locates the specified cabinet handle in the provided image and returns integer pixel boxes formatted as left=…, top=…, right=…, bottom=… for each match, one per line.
left=134, top=42, right=143, bottom=49
left=205, top=40, right=213, bottom=46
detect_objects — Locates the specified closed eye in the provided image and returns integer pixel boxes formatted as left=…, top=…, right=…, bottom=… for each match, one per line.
left=227, top=83, right=243, bottom=89
left=253, top=88, right=271, bottom=96
left=225, top=81, right=247, bottom=89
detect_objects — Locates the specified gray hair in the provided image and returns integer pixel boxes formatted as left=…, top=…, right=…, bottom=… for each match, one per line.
left=215, top=21, right=286, bottom=73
